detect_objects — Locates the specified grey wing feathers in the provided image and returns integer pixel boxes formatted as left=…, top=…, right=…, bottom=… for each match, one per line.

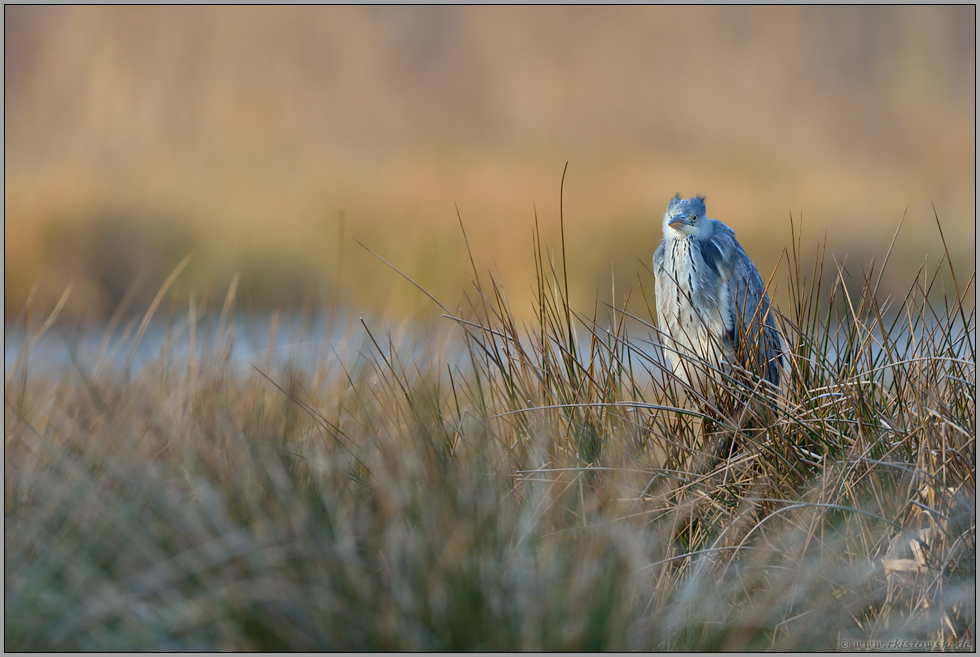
left=653, top=240, right=665, bottom=276
left=710, top=229, right=787, bottom=389
left=698, top=238, right=725, bottom=278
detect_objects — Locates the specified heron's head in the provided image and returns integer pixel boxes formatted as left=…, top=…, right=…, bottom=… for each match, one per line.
left=663, top=194, right=709, bottom=239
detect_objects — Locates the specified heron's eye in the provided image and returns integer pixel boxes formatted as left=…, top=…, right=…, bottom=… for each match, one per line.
left=690, top=215, right=697, bottom=223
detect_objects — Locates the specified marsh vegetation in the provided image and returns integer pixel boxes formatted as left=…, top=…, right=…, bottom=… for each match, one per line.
left=5, top=209, right=975, bottom=650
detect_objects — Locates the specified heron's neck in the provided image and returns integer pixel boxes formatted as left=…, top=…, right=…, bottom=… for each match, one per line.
left=664, top=231, right=694, bottom=246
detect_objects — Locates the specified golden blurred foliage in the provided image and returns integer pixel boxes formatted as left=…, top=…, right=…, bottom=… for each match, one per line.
left=4, top=6, right=975, bottom=322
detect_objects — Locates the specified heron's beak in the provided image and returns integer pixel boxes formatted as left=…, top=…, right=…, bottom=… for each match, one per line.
left=668, top=215, right=690, bottom=229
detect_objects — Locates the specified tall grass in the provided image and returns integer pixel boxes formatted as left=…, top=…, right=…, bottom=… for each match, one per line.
left=4, top=209, right=975, bottom=650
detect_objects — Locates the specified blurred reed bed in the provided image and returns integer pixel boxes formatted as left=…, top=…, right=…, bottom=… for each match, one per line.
left=4, top=6, right=975, bottom=322
left=4, top=207, right=974, bottom=650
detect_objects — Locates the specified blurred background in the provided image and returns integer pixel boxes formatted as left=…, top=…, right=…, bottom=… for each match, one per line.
left=4, top=6, right=975, bottom=325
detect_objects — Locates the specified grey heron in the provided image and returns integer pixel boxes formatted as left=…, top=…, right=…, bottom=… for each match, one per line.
left=653, top=194, right=789, bottom=399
